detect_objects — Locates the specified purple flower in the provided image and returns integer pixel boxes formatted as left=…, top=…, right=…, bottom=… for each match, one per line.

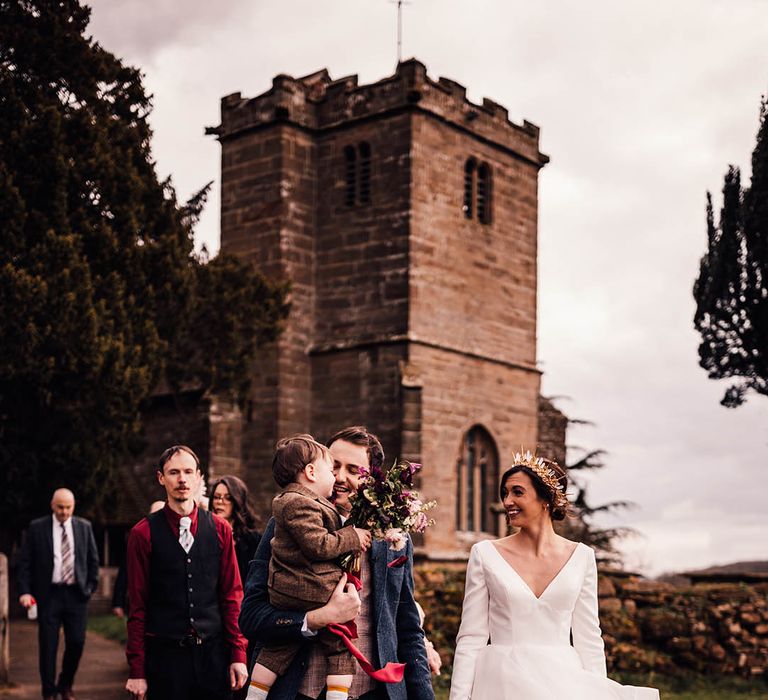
left=400, top=461, right=416, bottom=486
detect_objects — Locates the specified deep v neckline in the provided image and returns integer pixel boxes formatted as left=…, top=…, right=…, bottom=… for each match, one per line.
left=489, top=540, right=581, bottom=600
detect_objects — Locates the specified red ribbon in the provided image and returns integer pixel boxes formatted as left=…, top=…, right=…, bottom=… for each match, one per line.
left=387, top=555, right=408, bottom=568
left=326, top=571, right=406, bottom=683
left=327, top=622, right=406, bottom=683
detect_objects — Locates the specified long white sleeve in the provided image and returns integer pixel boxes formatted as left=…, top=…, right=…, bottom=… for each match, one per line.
left=449, top=543, right=489, bottom=700
left=571, top=546, right=608, bottom=676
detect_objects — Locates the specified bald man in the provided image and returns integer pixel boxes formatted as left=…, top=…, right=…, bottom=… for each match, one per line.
left=18, top=488, right=100, bottom=700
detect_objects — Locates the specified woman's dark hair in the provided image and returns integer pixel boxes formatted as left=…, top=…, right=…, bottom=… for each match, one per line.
left=210, top=475, right=261, bottom=538
left=499, top=462, right=569, bottom=521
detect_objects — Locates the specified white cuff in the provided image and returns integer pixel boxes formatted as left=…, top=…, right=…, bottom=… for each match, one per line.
left=301, top=614, right=318, bottom=638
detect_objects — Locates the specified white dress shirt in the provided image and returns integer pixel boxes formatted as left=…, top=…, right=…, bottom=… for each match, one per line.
left=51, top=517, right=75, bottom=584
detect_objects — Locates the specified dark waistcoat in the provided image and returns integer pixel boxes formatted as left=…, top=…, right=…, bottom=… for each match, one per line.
left=146, top=508, right=222, bottom=640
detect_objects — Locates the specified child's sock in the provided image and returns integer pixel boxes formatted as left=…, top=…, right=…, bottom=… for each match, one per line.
left=326, top=685, right=350, bottom=700
left=245, top=680, right=270, bottom=700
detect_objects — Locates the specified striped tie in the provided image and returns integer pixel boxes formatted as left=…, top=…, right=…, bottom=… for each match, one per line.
left=60, top=523, right=75, bottom=585
left=178, top=517, right=194, bottom=553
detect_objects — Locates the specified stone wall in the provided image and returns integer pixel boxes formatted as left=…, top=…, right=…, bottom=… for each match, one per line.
left=406, top=345, right=539, bottom=555
left=598, top=575, right=768, bottom=678
left=409, top=111, right=539, bottom=367
left=213, top=60, right=549, bottom=544
left=414, top=563, right=768, bottom=680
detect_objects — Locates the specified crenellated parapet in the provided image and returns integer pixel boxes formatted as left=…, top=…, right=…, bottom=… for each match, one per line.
left=211, top=59, right=548, bottom=167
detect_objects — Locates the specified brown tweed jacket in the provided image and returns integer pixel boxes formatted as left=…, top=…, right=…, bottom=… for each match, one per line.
left=268, top=482, right=361, bottom=605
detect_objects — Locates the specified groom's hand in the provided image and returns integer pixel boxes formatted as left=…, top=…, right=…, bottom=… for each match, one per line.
left=306, top=573, right=361, bottom=630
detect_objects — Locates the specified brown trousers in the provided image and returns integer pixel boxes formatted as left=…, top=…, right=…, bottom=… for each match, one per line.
left=255, top=588, right=356, bottom=677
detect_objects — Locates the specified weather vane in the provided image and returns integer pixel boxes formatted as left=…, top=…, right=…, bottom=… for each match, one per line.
left=389, top=0, right=411, bottom=65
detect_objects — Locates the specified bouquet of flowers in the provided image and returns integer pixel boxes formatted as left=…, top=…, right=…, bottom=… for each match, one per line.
left=341, top=458, right=437, bottom=572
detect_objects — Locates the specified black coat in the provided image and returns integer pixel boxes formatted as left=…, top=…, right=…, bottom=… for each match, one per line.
left=17, top=515, right=100, bottom=603
left=234, top=528, right=261, bottom=584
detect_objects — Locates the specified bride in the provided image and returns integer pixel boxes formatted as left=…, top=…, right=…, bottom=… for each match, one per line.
left=449, top=452, right=659, bottom=700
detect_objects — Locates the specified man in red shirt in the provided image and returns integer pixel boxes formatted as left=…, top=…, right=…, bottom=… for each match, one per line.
left=125, top=445, right=249, bottom=699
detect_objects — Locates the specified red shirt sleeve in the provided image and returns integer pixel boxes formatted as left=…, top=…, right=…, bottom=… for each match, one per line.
left=213, top=514, right=248, bottom=665
left=125, top=518, right=151, bottom=679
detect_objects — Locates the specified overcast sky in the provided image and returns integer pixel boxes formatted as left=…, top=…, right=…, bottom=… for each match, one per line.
left=86, top=0, right=768, bottom=575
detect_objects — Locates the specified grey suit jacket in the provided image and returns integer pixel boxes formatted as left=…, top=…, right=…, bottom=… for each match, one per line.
left=18, top=514, right=100, bottom=603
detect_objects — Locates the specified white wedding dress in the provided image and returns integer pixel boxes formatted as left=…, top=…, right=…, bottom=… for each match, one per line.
left=450, top=540, right=659, bottom=700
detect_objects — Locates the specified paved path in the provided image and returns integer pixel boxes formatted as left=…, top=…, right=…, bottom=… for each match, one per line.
left=1, top=619, right=126, bottom=699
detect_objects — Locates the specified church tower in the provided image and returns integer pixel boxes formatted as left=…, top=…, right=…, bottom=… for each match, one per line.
left=211, top=60, right=550, bottom=556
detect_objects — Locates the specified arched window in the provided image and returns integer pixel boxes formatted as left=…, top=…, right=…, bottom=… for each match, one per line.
left=477, top=163, right=492, bottom=224
left=463, top=158, right=493, bottom=225
left=344, top=145, right=356, bottom=207
left=343, top=143, right=373, bottom=207
left=456, top=426, right=500, bottom=534
left=463, top=158, right=476, bottom=219
left=358, top=142, right=371, bottom=205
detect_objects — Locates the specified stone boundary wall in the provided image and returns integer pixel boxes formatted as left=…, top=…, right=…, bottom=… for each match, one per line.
left=414, top=563, right=768, bottom=679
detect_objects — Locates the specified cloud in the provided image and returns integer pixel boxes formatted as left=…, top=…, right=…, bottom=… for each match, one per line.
left=81, top=0, right=768, bottom=574
left=85, top=0, right=252, bottom=63
left=617, top=509, right=768, bottom=576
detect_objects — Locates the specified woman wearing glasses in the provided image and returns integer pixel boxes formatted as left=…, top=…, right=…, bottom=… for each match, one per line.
left=210, top=475, right=262, bottom=582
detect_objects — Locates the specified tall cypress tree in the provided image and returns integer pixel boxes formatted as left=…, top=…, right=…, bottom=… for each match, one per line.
left=0, top=0, right=287, bottom=544
left=694, top=98, right=768, bottom=407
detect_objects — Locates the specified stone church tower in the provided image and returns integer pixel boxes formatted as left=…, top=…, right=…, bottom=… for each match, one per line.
left=207, top=59, right=555, bottom=557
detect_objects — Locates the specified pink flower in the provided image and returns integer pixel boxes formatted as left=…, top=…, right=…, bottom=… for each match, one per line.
left=412, top=511, right=429, bottom=532
left=408, top=498, right=423, bottom=515
left=384, top=528, right=408, bottom=551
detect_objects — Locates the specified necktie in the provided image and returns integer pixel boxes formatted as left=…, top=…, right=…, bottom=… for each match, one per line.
left=60, top=523, right=75, bottom=585
left=179, top=516, right=194, bottom=553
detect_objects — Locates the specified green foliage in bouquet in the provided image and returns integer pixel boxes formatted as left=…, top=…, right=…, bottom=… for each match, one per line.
left=341, top=459, right=436, bottom=570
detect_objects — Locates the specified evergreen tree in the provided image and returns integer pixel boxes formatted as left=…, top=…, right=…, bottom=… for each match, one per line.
left=694, top=98, right=768, bottom=406
left=565, top=448, right=635, bottom=568
left=0, top=0, right=287, bottom=546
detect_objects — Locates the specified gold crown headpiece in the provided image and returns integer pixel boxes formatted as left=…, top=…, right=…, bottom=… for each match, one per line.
left=511, top=450, right=568, bottom=510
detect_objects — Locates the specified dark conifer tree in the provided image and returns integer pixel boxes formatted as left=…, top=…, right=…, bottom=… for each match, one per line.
left=694, top=98, right=768, bottom=406
left=0, top=0, right=287, bottom=545
left=564, top=447, right=635, bottom=568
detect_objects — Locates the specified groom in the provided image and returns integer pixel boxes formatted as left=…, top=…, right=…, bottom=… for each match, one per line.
left=239, top=426, right=434, bottom=700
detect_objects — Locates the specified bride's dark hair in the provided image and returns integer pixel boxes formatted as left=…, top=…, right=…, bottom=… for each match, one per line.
left=499, top=461, right=569, bottom=521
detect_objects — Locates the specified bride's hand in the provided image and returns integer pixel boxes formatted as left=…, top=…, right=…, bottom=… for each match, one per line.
left=425, top=637, right=442, bottom=676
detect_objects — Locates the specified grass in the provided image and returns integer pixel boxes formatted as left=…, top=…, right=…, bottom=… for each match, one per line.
left=87, top=614, right=127, bottom=645
left=616, top=674, right=768, bottom=699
